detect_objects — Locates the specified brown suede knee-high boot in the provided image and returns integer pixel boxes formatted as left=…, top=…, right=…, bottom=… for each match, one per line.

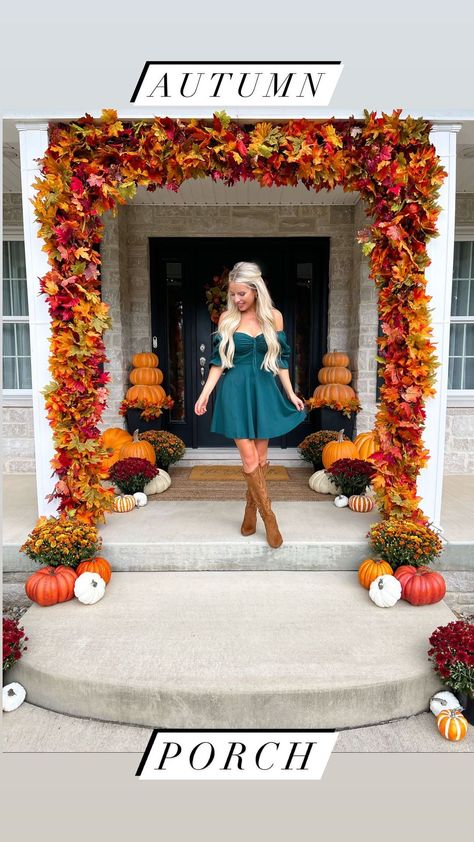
left=240, top=461, right=269, bottom=536
left=241, top=463, right=283, bottom=549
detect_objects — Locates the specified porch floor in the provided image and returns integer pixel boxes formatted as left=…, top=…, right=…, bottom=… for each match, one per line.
left=3, top=471, right=474, bottom=572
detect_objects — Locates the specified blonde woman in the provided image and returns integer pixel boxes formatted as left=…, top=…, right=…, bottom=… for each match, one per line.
left=194, top=261, right=307, bottom=548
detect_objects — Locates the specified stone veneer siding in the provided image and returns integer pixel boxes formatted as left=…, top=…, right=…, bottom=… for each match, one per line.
left=2, top=192, right=474, bottom=473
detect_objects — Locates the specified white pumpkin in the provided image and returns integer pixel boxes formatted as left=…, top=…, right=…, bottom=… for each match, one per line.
left=3, top=682, right=26, bottom=712
left=309, top=470, right=339, bottom=495
left=430, top=690, right=461, bottom=717
left=74, top=571, right=106, bottom=604
left=144, top=469, right=171, bottom=495
left=369, top=574, right=402, bottom=608
left=334, top=495, right=349, bottom=508
left=133, top=492, right=148, bottom=507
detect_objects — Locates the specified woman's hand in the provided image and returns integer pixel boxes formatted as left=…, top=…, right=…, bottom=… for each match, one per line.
left=288, top=392, right=306, bottom=412
left=194, top=393, right=209, bottom=415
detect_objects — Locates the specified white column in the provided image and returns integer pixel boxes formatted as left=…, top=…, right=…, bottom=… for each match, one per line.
left=417, top=124, right=461, bottom=528
left=16, top=123, right=58, bottom=518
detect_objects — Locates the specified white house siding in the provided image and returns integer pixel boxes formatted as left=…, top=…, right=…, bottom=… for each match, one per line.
left=3, top=193, right=474, bottom=473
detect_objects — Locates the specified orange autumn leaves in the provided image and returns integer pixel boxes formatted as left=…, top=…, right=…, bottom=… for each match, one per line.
left=32, top=108, right=445, bottom=523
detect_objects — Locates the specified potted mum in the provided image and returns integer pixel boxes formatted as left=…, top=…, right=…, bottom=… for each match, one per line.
left=109, top=457, right=159, bottom=495
left=138, top=430, right=185, bottom=471
left=368, top=519, right=444, bottom=571
left=326, top=458, right=376, bottom=497
left=3, top=616, right=28, bottom=672
left=298, top=430, right=350, bottom=472
left=20, top=516, right=101, bottom=569
left=428, top=620, right=474, bottom=724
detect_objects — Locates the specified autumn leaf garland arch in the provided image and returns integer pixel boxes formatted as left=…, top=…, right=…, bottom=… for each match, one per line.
left=32, top=108, right=446, bottom=524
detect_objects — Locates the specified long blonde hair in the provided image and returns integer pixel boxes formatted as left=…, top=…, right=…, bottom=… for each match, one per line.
left=214, top=261, right=281, bottom=373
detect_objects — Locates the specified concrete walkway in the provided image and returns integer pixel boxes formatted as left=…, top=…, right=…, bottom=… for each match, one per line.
left=3, top=702, right=472, bottom=753
left=8, top=571, right=455, bottom=730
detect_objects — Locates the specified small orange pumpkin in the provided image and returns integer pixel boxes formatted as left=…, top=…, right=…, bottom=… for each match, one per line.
left=318, top=366, right=352, bottom=385
left=348, top=494, right=374, bottom=513
left=129, top=367, right=164, bottom=386
left=119, top=429, right=156, bottom=465
left=437, top=708, right=468, bottom=741
left=76, top=556, right=112, bottom=585
left=132, top=352, right=159, bottom=368
left=322, top=351, right=350, bottom=368
left=358, top=558, right=393, bottom=589
left=322, top=429, right=359, bottom=469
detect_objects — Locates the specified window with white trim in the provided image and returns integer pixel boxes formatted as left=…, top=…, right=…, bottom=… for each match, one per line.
left=2, top=238, right=32, bottom=391
left=449, top=239, right=474, bottom=393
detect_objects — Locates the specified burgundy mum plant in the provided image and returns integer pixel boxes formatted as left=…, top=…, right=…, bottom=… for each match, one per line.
left=326, top=458, right=377, bottom=497
left=428, top=620, right=474, bottom=697
left=3, top=616, right=28, bottom=672
left=109, top=457, right=159, bottom=495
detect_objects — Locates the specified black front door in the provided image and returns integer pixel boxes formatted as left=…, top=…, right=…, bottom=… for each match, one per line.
left=150, top=237, right=329, bottom=448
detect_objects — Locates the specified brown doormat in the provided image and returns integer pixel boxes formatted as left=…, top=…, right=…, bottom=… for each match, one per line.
left=148, top=467, right=333, bottom=502
left=189, top=465, right=289, bottom=481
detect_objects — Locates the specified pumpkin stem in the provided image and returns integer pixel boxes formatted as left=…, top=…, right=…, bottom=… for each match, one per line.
left=378, top=578, right=384, bottom=589
left=133, top=429, right=140, bottom=442
left=337, top=428, right=345, bottom=442
left=7, top=688, right=16, bottom=697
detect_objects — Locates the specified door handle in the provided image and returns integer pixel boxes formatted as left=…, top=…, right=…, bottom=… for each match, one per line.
left=199, top=356, right=206, bottom=385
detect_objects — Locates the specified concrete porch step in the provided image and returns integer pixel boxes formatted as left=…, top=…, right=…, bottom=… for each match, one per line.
left=8, top=571, right=455, bottom=730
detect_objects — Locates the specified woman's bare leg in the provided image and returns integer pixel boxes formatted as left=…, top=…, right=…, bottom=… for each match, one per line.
left=255, top=438, right=269, bottom=468
left=234, top=438, right=259, bottom=472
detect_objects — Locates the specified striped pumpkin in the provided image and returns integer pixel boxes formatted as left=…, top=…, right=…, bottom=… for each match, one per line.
left=113, top=495, right=136, bottom=513
left=348, top=494, right=374, bottom=513
left=437, top=708, right=468, bottom=741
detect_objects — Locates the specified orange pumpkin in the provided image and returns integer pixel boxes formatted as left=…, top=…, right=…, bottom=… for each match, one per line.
left=101, top=427, right=133, bottom=451
left=119, top=429, right=156, bottom=465
left=126, top=384, right=166, bottom=404
left=322, top=429, right=359, bottom=469
left=318, top=366, right=352, bottom=385
left=132, top=352, right=159, bottom=368
left=129, top=367, right=164, bottom=386
left=358, top=558, right=393, bottom=589
left=312, top=384, right=356, bottom=402
left=354, top=431, right=378, bottom=461
left=25, top=565, right=77, bottom=606
left=348, top=494, right=374, bottom=513
left=437, top=708, right=468, bottom=741
left=76, top=556, right=112, bottom=585
left=322, top=351, right=350, bottom=367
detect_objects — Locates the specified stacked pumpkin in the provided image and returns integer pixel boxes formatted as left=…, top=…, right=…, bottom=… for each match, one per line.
left=126, top=352, right=167, bottom=408
left=311, top=351, right=357, bottom=408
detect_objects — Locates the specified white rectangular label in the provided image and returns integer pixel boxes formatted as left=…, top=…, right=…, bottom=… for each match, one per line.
left=136, top=730, right=338, bottom=780
left=131, top=62, right=343, bottom=107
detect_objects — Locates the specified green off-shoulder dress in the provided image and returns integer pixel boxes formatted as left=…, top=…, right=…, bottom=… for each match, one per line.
left=209, top=330, right=308, bottom=439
